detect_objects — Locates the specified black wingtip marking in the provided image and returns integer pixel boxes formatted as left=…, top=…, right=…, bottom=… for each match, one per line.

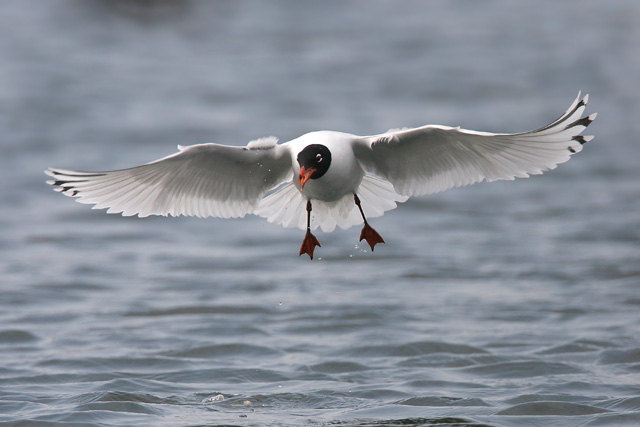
left=49, top=171, right=107, bottom=178
left=572, top=135, right=589, bottom=145
left=568, top=146, right=577, bottom=154
left=54, top=179, right=89, bottom=186
left=57, top=184, right=80, bottom=196
left=526, top=98, right=587, bottom=135
left=567, top=116, right=594, bottom=130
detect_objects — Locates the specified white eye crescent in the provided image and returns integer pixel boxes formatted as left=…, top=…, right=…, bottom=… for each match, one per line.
left=316, top=154, right=322, bottom=162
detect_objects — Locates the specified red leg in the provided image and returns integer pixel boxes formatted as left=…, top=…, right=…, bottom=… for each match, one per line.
left=299, top=200, right=321, bottom=259
left=354, top=194, right=385, bottom=251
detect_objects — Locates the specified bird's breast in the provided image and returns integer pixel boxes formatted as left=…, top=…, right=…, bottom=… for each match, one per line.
left=299, top=153, right=364, bottom=202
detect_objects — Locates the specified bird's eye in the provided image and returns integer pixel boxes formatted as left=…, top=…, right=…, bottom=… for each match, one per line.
left=315, top=154, right=322, bottom=162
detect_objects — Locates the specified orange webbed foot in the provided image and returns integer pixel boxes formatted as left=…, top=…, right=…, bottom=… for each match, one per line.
left=359, top=222, right=385, bottom=251
left=299, top=229, right=321, bottom=260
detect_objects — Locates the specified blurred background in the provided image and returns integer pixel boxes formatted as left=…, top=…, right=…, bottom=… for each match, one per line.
left=1, top=1, right=639, bottom=426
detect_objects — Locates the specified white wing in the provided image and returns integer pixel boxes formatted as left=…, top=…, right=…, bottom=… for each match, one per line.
left=45, top=137, right=293, bottom=218
left=353, top=93, right=596, bottom=197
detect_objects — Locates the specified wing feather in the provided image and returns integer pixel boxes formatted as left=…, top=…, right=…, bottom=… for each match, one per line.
left=353, top=93, right=596, bottom=196
left=45, top=138, right=293, bottom=219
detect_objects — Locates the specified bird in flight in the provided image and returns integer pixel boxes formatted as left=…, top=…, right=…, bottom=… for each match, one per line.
left=46, top=93, right=595, bottom=259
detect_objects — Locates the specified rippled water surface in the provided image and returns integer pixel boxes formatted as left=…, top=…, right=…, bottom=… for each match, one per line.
left=2, top=1, right=640, bottom=426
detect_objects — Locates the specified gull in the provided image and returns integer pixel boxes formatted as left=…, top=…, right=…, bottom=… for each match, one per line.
left=46, top=93, right=596, bottom=259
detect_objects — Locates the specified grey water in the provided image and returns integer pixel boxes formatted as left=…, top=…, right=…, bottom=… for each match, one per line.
left=2, top=1, right=640, bottom=426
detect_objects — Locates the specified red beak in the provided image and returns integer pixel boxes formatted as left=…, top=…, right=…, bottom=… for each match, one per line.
left=298, top=166, right=316, bottom=191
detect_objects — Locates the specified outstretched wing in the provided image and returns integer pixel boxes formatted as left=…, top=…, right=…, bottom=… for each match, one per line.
left=353, top=93, right=596, bottom=197
left=45, top=137, right=293, bottom=218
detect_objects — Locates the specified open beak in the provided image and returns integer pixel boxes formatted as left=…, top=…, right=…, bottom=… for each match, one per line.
left=298, top=166, right=316, bottom=191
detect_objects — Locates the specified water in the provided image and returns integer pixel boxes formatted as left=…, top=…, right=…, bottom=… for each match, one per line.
left=2, top=1, right=640, bottom=426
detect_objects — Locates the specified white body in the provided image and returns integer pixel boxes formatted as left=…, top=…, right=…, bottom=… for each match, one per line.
left=289, top=131, right=364, bottom=202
